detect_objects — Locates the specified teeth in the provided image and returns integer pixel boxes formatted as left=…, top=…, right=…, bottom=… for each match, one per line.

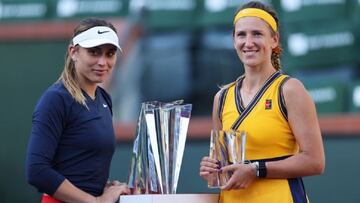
left=243, top=50, right=257, bottom=53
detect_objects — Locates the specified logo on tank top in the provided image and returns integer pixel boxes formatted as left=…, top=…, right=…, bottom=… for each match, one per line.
left=265, top=99, right=272, bottom=110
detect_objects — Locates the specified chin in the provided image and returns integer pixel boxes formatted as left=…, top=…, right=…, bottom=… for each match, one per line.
left=93, top=75, right=108, bottom=83
left=91, top=78, right=105, bottom=84
left=243, top=61, right=260, bottom=67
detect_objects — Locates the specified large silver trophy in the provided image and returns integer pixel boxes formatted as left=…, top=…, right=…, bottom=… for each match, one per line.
left=128, top=100, right=192, bottom=194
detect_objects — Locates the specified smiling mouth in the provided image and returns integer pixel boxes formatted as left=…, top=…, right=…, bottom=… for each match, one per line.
left=243, top=50, right=258, bottom=53
left=93, top=69, right=107, bottom=75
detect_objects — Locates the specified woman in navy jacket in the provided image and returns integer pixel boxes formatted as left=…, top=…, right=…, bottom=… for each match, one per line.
left=26, top=18, right=129, bottom=203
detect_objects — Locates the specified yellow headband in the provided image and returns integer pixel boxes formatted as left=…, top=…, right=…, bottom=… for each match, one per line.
left=233, top=8, right=277, bottom=32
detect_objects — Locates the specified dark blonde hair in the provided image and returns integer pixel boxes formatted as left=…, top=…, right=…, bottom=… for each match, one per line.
left=233, top=1, right=282, bottom=71
left=58, top=18, right=117, bottom=107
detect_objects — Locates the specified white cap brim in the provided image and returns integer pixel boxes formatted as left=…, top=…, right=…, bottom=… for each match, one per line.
left=73, top=26, right=121, bottom=51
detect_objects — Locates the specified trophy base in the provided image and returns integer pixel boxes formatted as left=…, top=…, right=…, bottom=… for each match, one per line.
left=208, top=185, right=221, bottom=189
left=119, top=193, right=219, bottom=203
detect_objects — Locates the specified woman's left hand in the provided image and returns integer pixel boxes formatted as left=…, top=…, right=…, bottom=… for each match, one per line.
left=220, top=163, right=257, bottom=190
left=105, top=180, right=130, bottom=195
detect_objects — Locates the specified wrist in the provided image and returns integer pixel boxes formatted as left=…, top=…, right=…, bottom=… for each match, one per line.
left=250, top=162, right=258, bottom=177
left=252, top=161, right=267, bottom=178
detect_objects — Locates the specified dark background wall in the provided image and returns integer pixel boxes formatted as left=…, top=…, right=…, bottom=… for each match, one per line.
left=0, top=41, right=66, bottom=202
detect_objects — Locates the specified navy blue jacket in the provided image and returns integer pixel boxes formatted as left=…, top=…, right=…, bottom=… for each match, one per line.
left=26, top=82, right=115, bottom=196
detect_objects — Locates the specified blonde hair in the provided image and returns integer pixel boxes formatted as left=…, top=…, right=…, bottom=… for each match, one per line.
left=58, top=18, right=117, bottom=107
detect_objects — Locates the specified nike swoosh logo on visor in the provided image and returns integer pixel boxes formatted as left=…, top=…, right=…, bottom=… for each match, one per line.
left=98, top=30, right=110, bottom=34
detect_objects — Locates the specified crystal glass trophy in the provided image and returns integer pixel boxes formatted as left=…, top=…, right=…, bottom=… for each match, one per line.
left=128, top=100, right=192, bottom=194
left=207, top=130, right=246, bottom=188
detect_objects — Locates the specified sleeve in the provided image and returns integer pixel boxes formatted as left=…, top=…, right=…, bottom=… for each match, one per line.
left=25, top=89, right=67, bottom=195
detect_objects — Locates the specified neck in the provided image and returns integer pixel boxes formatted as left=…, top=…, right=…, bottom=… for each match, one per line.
left=79, top=80, right=97, bottom=99
left=242, top=66, right=277, bottom=92
left=75, top=70, right=98, bottom=99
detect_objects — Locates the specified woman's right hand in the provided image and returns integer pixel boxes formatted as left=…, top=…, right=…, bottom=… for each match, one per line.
left=199, top=156, right=220, bottom=181
left=96, top=183, right=130, bottom=203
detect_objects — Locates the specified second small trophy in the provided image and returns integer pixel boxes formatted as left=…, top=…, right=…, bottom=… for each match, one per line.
left=207, top=129, right=247, bottom=188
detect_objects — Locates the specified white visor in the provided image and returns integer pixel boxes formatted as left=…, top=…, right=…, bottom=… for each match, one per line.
left=72, top=26, right=121, bottom=51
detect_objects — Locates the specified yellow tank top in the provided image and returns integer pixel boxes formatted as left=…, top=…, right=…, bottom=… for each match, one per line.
left=218, top=71, right=304, bottom=203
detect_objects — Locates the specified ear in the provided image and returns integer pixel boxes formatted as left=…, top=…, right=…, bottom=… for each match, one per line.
left=68, top=44, right=78, bottom=61
left=271, top=32, right=279, bottom=49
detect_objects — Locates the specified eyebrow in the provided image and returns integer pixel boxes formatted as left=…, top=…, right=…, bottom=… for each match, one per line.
left=235, top=29, right=266, bottom=35
left=88, top=47, right=101, bottom=51
left=88, top=46, right=117, bottom=52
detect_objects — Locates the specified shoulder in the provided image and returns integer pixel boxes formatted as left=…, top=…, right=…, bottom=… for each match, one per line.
left=214, top=89, right=223, bottom=101
left=34, top=82, right=74, bottom=114
left=217, top=79, right=237, bottom=97
left=221, top=78, right=238, bottom=90
left=40, top=82, right=72, bottom=103
left=97, top=86, right=111, bottom=99
left=97, top=86, right=112, bottom=104
left=282, top=77, right=314, bottom=108
left=282, top=77, right=307, bottom=97
left=214, top=86, right=230, bottom=103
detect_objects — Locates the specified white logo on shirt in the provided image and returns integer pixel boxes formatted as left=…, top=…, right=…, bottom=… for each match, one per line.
left=103, top=104, right=108, bottom=108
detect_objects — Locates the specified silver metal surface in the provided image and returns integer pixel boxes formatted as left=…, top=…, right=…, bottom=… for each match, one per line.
left=128, top=101, right=192, bottom=194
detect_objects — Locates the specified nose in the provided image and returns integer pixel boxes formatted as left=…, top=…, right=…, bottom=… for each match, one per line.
left=98, top=54, right=106, bottom=66
left=244, top=35, right=254, bottom=47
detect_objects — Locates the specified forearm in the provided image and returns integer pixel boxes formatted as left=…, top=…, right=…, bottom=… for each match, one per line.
left=265, top=152, right=325, bottom=179
left=53, top=179, right=97, bottom=203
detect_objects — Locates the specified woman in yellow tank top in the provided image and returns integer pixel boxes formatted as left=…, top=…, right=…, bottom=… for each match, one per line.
left=199, top=1, right=325, bottom=203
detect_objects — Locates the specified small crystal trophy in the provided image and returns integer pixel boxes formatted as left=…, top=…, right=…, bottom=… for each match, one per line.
left=207, top=130, right=246, bottom=188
